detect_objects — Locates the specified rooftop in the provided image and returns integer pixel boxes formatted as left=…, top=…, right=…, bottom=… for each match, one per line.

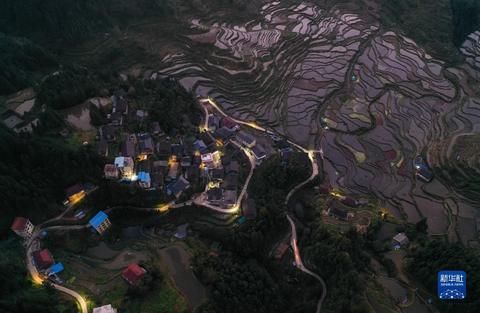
left=11, top=217, right=28, bottom=231
left=89, top=211, right=109, bottom=228
left=122, top=263, right=146, bottom=285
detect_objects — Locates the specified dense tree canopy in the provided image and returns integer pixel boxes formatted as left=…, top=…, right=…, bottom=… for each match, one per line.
left=0, top=126, right=103, bottom=229
left=36, top=65, right=97, bottom=109
left=305, top=226, right=370, bottom=313
left=193, top=252, right=284, bottom=313
left=407, top=240, right=480, bottom=313
left=139, top=78, right=201, bottom=133
left=0, top=33, right=56, bottom=95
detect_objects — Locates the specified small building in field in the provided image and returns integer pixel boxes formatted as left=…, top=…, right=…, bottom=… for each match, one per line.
left=392, top=232, right=409, bottom=248
left=11, top=217, right=34, bottom=238
left=33, top=249, right=54, bottom=269
left=122, top=263, right=147, bottom=285
left=174, top=224, right=189, bottom=239
left=121, top=134, right=137, bottom=158
left=65, top=183, right=86, bottom=204
left=93, top=304, right=117, bottom=313
left=89, top=211, right=111, bottom=234
left=104, top=164, right=119, bottom=179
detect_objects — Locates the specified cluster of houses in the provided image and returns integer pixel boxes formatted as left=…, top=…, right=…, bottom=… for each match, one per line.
left=11, top=217, right=65, bottom=279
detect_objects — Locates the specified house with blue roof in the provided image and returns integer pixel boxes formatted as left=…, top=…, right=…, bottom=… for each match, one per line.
left=49, top=263, right=64, bottom=275
left=137, top=171, right=151, bottom=189
left=89, top=211, right=111, bottom=234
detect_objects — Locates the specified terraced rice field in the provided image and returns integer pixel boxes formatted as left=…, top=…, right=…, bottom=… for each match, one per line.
left=154, top=1, right=480, bottom=241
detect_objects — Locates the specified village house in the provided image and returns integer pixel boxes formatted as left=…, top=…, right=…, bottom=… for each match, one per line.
left=122, top=263, right=146, bottom=285
left=167, top=160, right=179, bottom=180
left=100, top=125, right=117, bottom=142
left=115, top=156, right=135, bottom=178
left=225, top=160, right=240, bottom=174
left=209, top=168, right=225, bottom=181
left=221, top=117, right=240, bottom=132
left=174, top=224, right=189, bottom=239
left=97, top=140, right=109, bottom=157
left=252, top=144, right=267, bottom=163
left=121, top=134, right=137, bottom=158
left=151, top=121, right=164, bottom=136
left=137, top=171, right=151, bottom=189
left=11, top=217, right=34, bottom=238
left=340, top=196, right=358, bottom=207
left=207, top=114, right=220, bottom=132
left=157, top=140, right=172, bottom=158
left=166, top=176, right=190, bottom=198
left=93, top=304, right=118, bottom=313
left=1, top=110, right=23, bottom=129
left=222, top=172, right=239, bottom=190
left=112, top=92, right=128, bottom=115
left=65, top=183, right=86, bottom=204
left=89, top=211, right=111, bottom=235
left=138, top=133, right=154, bottom=157
left=236, top=130, right=256, bottom=148
left=214, top=127, right=234, bottom=141
left=14, top=118, right=39, bottom=134
left=207, top=187, right=224, bottom=203
left=33, top=249, right=54, bottom=269
left=199, top=132, right=215, bottom=147
left=104, top=164, right=119, bottom=179
left=223, top=190, right=237, bottom=207
left=242, top=198, right=257, bottom=220
left=201, top=151, right=222, bottom=169
left=109, top=111, right=124, bottom=126
left=136, top=110, right=148, bottom=122
left=326, top=206, right=354, bottom=221
left=392, top=232, right=409, bottom=248
left=193, top=139, right=208, bottom=154
left=180, top=156, right=192, bottom=168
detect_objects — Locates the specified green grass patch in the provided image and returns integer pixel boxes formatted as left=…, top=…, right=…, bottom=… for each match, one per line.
left=127, top=281, right=188, bottom=313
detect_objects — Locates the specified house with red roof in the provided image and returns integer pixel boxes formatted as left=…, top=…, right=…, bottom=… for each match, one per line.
left=122, top=263, right=146, bottom=285
left=11, top=217, right=34, bottom=238
left=33, top=249, right=54, bottom=269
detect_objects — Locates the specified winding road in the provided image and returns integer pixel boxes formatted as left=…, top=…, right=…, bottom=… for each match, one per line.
left=203, top=97, right=327, bottom=313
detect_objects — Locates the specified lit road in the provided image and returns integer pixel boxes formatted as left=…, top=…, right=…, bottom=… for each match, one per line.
left=26, top=225, right=89, bottom=313
left=202, top=97, right=327, bottom=313
left=287, top=214, right=327, bottom=313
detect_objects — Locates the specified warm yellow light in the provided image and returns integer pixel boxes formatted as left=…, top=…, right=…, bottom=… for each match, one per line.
left=216, top=139, right=223, bottom=147
left=329, top=191, right=342, bottom=198
left=69, top=191, right=86, bottom=204
left=137, top=154, right=148, bottom=161
left=194, top=150, right=201, bottom=156
left=157, top=204, right=170, bottom=212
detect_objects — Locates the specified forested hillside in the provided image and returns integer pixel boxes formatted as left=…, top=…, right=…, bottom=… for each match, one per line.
left=0, top=33, right=57, bottom=95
